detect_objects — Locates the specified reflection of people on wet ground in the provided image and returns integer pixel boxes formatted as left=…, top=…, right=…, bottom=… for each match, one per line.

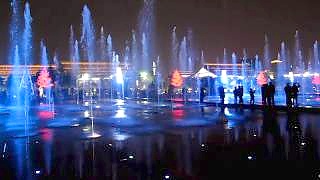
left=262, top=108, right=281, bottom=158
left=267, top=82, right=275, bottom=106
left=284, top=83, right=292, bottom=107
left=249, top=88, right=255, bottom=105
left=292, top=83, right=300, bottom=107
left=286, top=110, right=303, bottom=159
left=218, top=86, right=225, bottom=105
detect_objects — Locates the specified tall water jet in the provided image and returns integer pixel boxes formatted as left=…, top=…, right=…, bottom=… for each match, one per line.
left=188, top=57, right=193, bottom=71
left=99, top=26, right=107, bottom=61
left=232, top=52, right=237, bottom=76
left=124, top=41, right=130, bottom=65
left=138, top=0, right=155, bottom=71
left=69, top=25, right=75, bottom=61
left=200, top=50, right=205, bottom=67
left=81, top=5, right=96, bottom=68
left=179, top=37, right=187, bottom=71
left=40, top=40, right=49, bottom=66
left=171, top=26, right=178, bottom=70
left=8, top=0, right=21, bottom=65
left=280, top=41, right=287, bottom=73
left=313, top=41, right=319, bottom=72
left=72, top=40, right=80, bottom=81
left=223, top=48, right=228, bottom=65
left=141, top=32, right=149, bottom=71
left=22, top=2, right=32, bottom=65
left=187, top=29, right=195, bottom=71
left=107, top=34, right=113, bottom=61
left=131, top=30, right=138, bottom=71
left=294, top=30, right=304, bottom=73
left=263, top=34, right=270, bottom=70
left=8, top=0, right=22, bottom=106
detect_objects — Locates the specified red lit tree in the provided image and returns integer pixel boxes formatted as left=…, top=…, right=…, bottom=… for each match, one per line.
left=257, top=71, right=268, bottom=86
left=312, top=75, right=320, bottom=85
left=37, top=68, right=53, bottom=88
left=171, top=70, right=183, bottom=88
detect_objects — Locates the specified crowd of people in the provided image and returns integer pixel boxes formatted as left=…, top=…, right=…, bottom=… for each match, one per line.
left=233, top=86, right=244, bottom=104
left=284, top=83, right=300, bottom=107
left=216, top=82, right=300, bottom=108
left=261, top=82, right=276, bottom=106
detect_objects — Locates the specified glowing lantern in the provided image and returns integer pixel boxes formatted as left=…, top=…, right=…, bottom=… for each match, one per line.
left=312, top=75, right=320, bottom=85
left=37, top=68, right=53, bottom=88
left=170, top=70, right=183, bottom=88
left=257, top=71, right=268, bottom=86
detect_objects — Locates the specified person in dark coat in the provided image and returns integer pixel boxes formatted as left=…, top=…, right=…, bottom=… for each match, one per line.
left=292, top=83, right=300, bottom=106
left=238, top=86, right=244, bottom=104
left=218, top=86, right=225, bottom=105
left=261, top=84, right=268, bottom=105
left=233, top=87, right=238, bottom=104
left=249, top=88, right=255, bottom=105
left=267, top=82, right=275, bottom=106
left=200, top=87, right=206, bottom=103
left=284, top=83, right=292, bottom=107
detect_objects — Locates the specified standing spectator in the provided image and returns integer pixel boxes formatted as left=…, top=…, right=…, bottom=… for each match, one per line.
left=233, top=87, right=238, bottom=104
left=249, top=88, right=255, bottom=105
left=218, top=86, right=225, bottom=105
left=284, top=83, right=292, bottom=107
left=200, top=87, right=206, bottom=103
left=238, top=86, right=244, bottom=104
left=268, top=82, right=275, bottom=106
left=261, top=84, right=268, bottom=105
left=292, top=83, right=300, bottom=106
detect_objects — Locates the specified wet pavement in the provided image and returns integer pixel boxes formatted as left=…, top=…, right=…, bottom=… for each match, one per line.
left=0, top=101, right=319, bottom=179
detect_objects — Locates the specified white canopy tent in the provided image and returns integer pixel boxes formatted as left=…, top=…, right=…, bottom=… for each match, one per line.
left=192, top=67, right=217, bottom=78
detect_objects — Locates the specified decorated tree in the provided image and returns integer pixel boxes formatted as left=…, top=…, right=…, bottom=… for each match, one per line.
left=257, top=71, right=268, bottom=86
left=170, top=70, right=183, bottom=88
left=37, top=68, right=54, bottom=88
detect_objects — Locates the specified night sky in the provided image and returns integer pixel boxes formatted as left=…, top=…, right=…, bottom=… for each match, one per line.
left=0, top=0, right=320, bottom=67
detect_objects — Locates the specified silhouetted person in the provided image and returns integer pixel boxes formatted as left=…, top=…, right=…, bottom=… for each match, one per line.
left=182, top=87, right=187, bottom=102
left=261, top=84, right=268, bottom=105
left=233, top=87, right=238, bottom=104
left=267, top=82, right=275, bottom=106
left=218, top=86, right=225, bottom=105
left=284, top=83, right=292, bottom=107
left=292, top=83, right=300, bottom=107
left=238, top=86, right=244, bottom=104
left=249, top=88, right=255, bottom=105
left=200, top=87, right=206, bottom=103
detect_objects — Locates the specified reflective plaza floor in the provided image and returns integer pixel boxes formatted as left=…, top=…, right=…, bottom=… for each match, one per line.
left=0, top=100, right=319, bottom=179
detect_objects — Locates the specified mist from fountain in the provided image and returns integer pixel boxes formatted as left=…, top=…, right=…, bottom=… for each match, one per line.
left=231, top=52, right=237, bottom=76
left=171, top=26, right=178, bottom=70
left=179, top=37, right=187, bottom=71
left=99, top=27, right=107, bottom=61
left=313, top=41, right=319, bottom=72
left=81, top=5, right=96, bottom=68
left=263, top=34, right=271, bottom=70
left=138, top=0, right=155, bottom=71
left=107, top=34, right=113, bottom=62
left=131, top=30, right=138, bottom=71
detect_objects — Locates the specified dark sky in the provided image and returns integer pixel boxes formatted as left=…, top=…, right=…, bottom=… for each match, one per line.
left=1, top=0, right=320, bottom=65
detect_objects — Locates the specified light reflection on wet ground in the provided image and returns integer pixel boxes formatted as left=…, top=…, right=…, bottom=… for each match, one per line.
left=0, top=101, right=319, bottom=179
